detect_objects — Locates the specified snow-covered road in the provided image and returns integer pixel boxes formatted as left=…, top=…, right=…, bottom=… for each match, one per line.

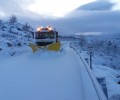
left=0, top=43, right=105, bottom=100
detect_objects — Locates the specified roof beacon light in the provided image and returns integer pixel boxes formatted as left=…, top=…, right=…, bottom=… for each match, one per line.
left=37, top=27, right=41, bottom=31
left=47, top=26, right=53, bottom=31
left=37, top=26, right=43, bottom=31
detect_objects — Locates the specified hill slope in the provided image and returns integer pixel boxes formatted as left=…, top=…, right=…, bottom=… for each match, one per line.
left=0, top=21, right=34, bottom=56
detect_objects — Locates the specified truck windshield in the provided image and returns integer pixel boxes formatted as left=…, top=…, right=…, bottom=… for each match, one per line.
left=36, top=32, right=55, bottom=39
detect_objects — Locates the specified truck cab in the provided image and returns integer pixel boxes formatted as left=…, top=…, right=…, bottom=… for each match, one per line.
left=34, top=26, right=58, bottom=46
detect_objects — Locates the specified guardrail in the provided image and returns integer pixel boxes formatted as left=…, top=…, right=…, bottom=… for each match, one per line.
left=70, top=44, right=107, bottom=100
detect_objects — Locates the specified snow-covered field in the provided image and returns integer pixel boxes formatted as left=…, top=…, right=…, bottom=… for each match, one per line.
left=0, top=42, right=106, bottom=100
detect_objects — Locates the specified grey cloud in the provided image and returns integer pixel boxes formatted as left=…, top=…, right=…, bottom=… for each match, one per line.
left=17, top=10, right=120, bottom=35
left=47, top=10, right=120, bottom=35
left=0, top=0, right=22, bottom=13
left=0, top=0, right=120, bottom=35
left=77, top=0, right=115, bottom=11
left=0, top=0, right=36, bottom=18
left=50, top=0, right=120, bottom=35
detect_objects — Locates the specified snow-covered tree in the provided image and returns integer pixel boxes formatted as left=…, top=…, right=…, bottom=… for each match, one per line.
left=9, top=15, right=17, bottom=24
left=0, top=20, right=2, bottom=24
left=0, top=20, right=2, bottom=28
left=107, top=41, right=112, bottom=56
left=112, top=44, right=117, bottom=56
left=79, top=35, right=86, bottom=48
left=22, top=22, right=31, bottom=31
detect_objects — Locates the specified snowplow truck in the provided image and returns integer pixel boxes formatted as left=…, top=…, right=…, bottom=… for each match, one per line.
left=29, top=26, right=61, bottom=52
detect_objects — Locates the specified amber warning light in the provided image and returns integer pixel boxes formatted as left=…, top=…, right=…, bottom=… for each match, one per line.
left=37, top=26, right=53, bottom=32
left=37, top=26, right=43, bottom=31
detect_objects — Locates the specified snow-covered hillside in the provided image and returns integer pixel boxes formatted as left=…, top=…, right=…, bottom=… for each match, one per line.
left=0, top=19, right=34, bottom=56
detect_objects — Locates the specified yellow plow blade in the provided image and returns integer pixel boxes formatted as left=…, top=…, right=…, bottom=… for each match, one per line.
left=29, top=42, right=61, bottom=52
left=47, top=42, right=61, bottom=51
left=29, top=43, right=40, bottom=52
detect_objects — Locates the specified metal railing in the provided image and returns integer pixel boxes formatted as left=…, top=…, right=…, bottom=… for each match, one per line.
left=70, top=44, right=107, bottom=100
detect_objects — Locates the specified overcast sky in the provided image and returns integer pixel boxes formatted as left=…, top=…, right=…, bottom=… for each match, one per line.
left=0, top=0, right=120, bottom=18
left=0, top=0, right=120, bottom=34
left=0, top=0, right=96, bottom=18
